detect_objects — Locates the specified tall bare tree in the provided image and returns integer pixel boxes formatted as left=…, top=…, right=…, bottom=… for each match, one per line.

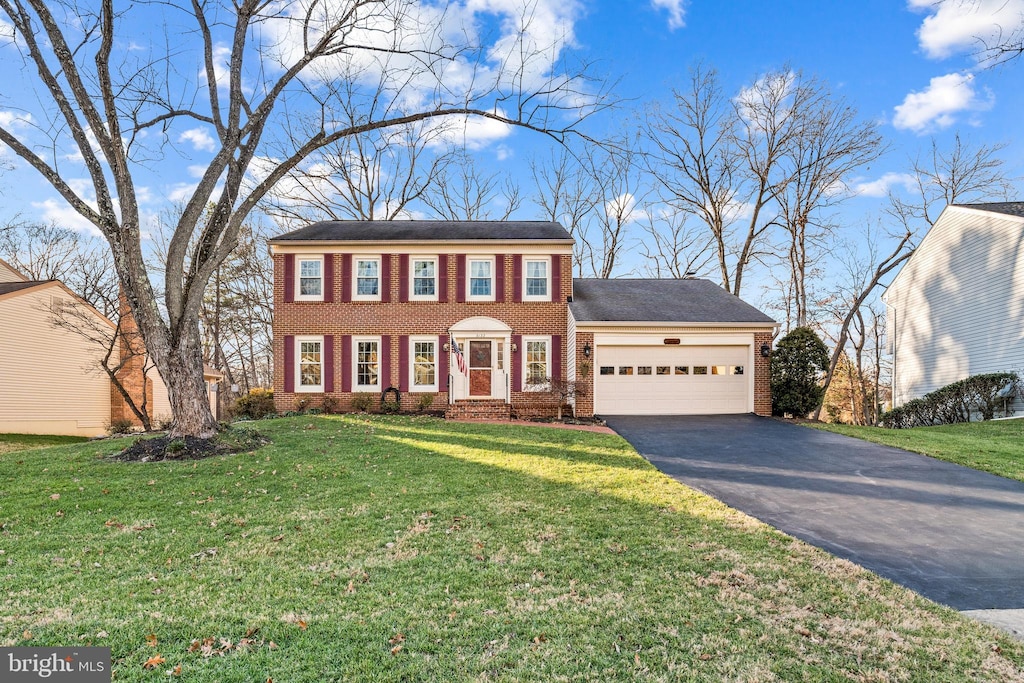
left=422, top=152, right=522, bottom=220
left=0, top=0, right=605, bottom=438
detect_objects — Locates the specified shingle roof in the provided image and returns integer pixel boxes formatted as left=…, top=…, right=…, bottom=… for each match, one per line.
left=0, top=280, right=51, bottom=296
left=955, top=202, right=1024, bottom=218
left=270, top=220, right=573, bottom=243
left=570, top=278, right=776, bottom=325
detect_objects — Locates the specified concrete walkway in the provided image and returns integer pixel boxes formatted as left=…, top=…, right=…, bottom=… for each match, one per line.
left=606, top=414, right=1024, bottom=621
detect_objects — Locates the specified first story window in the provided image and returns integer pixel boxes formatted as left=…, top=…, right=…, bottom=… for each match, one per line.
left=297, top=338, right=323, bottom=391
left=355, top=258, right=380, bottom=298
left=356, top=339, right=380, bottom=388
left=412, top=339, right=437, bottom=389
left=297, top=258, right=323, bottom=299
left=525, top=338, right=550, bottom=386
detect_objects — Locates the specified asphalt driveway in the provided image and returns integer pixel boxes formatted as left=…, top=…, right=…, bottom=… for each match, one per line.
left=605, top=414, right=1024, bottom=612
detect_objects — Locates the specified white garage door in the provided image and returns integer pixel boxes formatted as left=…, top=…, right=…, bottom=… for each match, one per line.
left=594, top=345, right=750, bottom=415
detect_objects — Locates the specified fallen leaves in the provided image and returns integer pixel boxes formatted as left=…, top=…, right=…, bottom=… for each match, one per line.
left=145, top=633, right=158, bottom=647
left=142, top=654, right=165, bottom=669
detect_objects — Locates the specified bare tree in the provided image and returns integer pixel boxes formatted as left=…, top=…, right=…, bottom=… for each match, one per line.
left=529, top=147, right=600, bottom=276
left=639, top=208, right=715, bottom=278
left=0, top=0, right=606, bottom=438
left=422, top=152, right=522, bottom=220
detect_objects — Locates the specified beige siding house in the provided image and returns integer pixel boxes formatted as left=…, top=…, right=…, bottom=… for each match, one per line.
left=0, top=258, right=220, bottom=436
left=883, top=202, right=1024, bottom=407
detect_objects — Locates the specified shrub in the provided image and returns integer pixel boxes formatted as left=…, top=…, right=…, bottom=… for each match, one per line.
left=381, top=387, right=401, bottom=414
left=234, top=388, right=276, bottom=420
left=106, top=417, right=136, bottom=435
left=770, top=326, right=829, bottom=418
left=417, top=393, right=435, bottom=412
left=322, top=395, right=338, bottom=415
left=351, top=393, right=374, bottom=412
left=880, top=371, right=1021, bottom=428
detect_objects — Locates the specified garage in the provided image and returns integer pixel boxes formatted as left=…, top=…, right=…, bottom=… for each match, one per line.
left=594, top=343, right=751, bottom=415
left=569, top=279, right=778, bottom=417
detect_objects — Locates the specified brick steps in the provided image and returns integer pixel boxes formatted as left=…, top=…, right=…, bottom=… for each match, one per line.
left=445, top=399, right=511, bottom=421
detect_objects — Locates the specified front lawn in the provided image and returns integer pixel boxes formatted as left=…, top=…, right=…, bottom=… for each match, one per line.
left=811, top=419, right=1024, bottom=483
left=0, top=432, right=88, bottom=456
left=1, top=415, right=1021, bottom=681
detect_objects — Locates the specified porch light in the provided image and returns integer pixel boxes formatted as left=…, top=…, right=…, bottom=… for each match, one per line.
left=760, top=343, right=771, bottom=358
left=511, top=342, right=518, bottom=353
left=583, top=343, right=592, bottom=358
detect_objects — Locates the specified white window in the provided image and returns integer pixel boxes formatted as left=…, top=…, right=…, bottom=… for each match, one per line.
left=524, top=258, right=550, bottom=300
left=296, top=257, right=323, bottom=301
left=411, top=338, right=437, bottom=391
left=411, top=257, right=437, bottom=300
left=524, top=337, right=550, bottom=389
left=354, top=337, right=381, bottom=389
left=354, top=257, right=381, bottom=300
left=468, top=258, right=494, bottom=300
left=296, top=336, right=323, bottom=392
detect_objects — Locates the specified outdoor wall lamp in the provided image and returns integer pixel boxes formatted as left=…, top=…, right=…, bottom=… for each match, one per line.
left=583, top=343, right=592, bottom=358
left=443, top=343, right=451, bottom=351
left=511, top=342, right=518, bottom=353
left=760, top=343, right=771, bottom=358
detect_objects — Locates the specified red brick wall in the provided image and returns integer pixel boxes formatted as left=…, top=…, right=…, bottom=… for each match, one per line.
left=754, top=331, right=773, bottom=416
left=111, top=294, right=155, bottom=427
left=273, top=252, right=573, bottom=417
left=573, top=331, right=595, bottom=417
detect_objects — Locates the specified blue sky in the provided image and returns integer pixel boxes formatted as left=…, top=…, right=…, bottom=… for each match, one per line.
left=0, top=0, right=1021, bottom=304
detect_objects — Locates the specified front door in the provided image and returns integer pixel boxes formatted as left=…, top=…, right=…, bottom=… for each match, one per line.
left=469, top=340, right=493, bottom=397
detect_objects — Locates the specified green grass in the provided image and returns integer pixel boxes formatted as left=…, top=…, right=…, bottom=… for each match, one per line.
left=1, top=415, right=1022, bottom=681
left=0, top=432, right=88, bottom=456
left=811, top=419, right=1024, bottom=483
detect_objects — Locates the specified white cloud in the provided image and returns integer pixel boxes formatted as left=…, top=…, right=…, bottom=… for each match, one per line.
left=32, top=198, right=103, bottom=236
left=651, top=0, right=687, bottom=30
left=178, top=127, right=216, bottom=152
left=909, top=0, right=1024, bottom=59
left=604, top=192, right=646, bottom=224
left=424, top=113, right=513, bottom=150
left=0, top=110, right=33, bottom=129
left=495, top=144, right=513, bottom=161
left=853, top=172, right=919, bottom=198
left=892, top=72, right=993, bottom=133
left=167, top=183, right=199, bottom=203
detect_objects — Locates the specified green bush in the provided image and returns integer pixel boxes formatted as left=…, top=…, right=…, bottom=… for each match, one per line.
left=881, top=372, right=1021, bottom=428
left=351, top=393, right=374, bottom=412
left=106, top=417, right=136, bottom=435
left=770, top=326, right=829, bottom=418
left=417, top=393, right=435, bottom=412
left=233, top=388, right=276, bottom=420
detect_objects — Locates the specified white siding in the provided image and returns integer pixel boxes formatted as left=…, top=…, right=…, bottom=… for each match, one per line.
left=0, top=285, right=113, bottom=436
left=885, top=206, right=1024, bottom=405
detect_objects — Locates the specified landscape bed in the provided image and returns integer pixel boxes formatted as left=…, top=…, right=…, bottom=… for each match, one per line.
left=0, top=415, right=1021, bottom=681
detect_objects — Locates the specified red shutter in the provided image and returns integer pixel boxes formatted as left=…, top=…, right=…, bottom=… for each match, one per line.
left=341, top=254, right=352, bottom=303
left=438, top=255, right=448, bottom=303
left=552, top=335, right=562, bottom=382
left=399, top=335, right=409, bottom=391
left=381, top=335, right=391, bottom=388
left=550, top=255, right=561, bottom=302
left=438, top=334, right=449, bottom=388
left=284, top=254, right=295, bottom=303
left=324, top=335, right=335, bottom=392
left=399, top=254, right=409, bottom=303
left=341, top=335, right=352, bottom=392
left=513, top=255, right=523, bottom=302
left=456, top=255, right=466, bottom=302
left=495, top=254, right=505, bottom=302
left=323, top=254, right=334, bottom=303
left=511, top=334, right=523, bottom=391
left=380, top=255, right=391, bottom=303
left=284, top=335, right=295, bottom=392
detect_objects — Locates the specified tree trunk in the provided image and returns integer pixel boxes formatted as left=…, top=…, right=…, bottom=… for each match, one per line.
left=156, top=322, right=219, bottom=440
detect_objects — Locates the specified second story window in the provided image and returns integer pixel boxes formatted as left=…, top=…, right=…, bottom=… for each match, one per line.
left=412, top=258, right=436, bottom=298
left=297, top=257, right=323, bottom=300
left=468, top=258, right=493, bottom=300
left=524, top=259, right=549, bottom=300
left=355, top=258, right=380, bottom=299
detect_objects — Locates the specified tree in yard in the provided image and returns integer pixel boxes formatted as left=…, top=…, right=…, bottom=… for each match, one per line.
left=0, top=0, right=605, bottom=439
left=771, top=326, right=829, bottom=418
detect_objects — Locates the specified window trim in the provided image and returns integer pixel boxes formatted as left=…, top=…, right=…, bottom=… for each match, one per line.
left=409, top=256, right=439, bottom=302
left=409, top=336, right=439, bottom=392
left=522, top=335, right=551, bottom=390
left=295, top=335, right=324, bottom=393
left=352, top=255, right=382, bottom=302
left=466, top=256, right=496, bottom=302
left=353, top=335, right=382, bottom=391
left=295, top=256, right=325, bottom=302
left=523, top=257, right=551, bottom=302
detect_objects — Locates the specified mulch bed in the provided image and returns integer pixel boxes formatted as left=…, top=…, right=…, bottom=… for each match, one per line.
left=112, top=429, right=268, bottom=463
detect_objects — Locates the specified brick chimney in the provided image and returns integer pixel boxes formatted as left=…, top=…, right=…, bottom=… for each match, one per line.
left=110, top=289, right=153, bottom=426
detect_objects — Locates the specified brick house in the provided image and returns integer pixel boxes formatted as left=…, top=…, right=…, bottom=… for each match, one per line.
left=270, top=221, right=777, bottom=419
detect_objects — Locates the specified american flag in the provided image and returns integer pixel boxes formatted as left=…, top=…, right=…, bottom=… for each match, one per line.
left=451, top=333, right=467, bottom=375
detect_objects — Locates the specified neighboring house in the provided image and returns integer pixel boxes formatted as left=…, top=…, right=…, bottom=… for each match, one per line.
left=0, top=257, right=220, bottom=436
left=270, top=221, right=777, bottom=418
left=883, top=202, right=1024, bottom=407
